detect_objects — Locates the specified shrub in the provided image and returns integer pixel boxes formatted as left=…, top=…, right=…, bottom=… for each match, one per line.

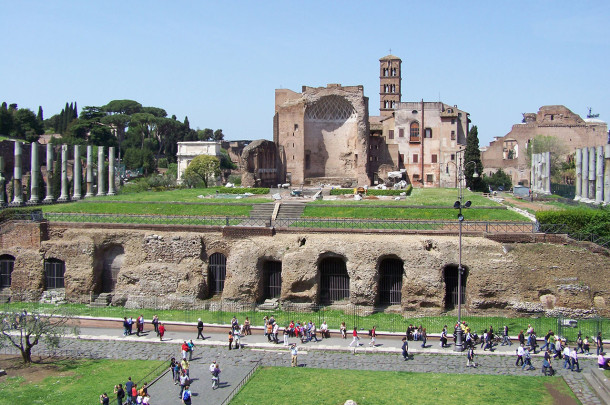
left=157, top=158, right=168, bottom=168
left=220, top=187, right=269, bottom=195
left=537, top=207, right=610, bottom=239
left=228, top=174, right=242, bottom=186
left=330, top=185, right=413, bottom=197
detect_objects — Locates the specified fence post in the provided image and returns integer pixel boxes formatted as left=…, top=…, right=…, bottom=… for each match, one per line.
left=225, top=217, right=230, bottom=226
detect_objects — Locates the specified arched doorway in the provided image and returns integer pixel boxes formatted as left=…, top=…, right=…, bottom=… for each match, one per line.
left=262, top=260, right=282, bottom=300
left=208, top=253, right=227, bottom=296
left=319, top=257, right=349, bottom=304
left=379, top=258, right=403, bottom=305
left=102, top=245, right=124, bottom=293
left=0, top=255, right=15, bottom=289
left=44, top=258, right=65, bottom=290
left=444, top=264, right=467, bottom=310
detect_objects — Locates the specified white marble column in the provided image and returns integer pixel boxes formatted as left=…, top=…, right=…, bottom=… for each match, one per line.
left=58, top=145, right=69, bottom=201
left=44, top=143, right=54, bottom=202
left=97, top=146, right=106, bottom=196
left=544, top=151, right=551, bottom=194
left=595, top=146, right=604, bottom=204
left=85, top=145, right=94, bottom=197
left=574, top=148, right=582, bottom=200
left=107, top=146, right=115, bottom=195
left=28, top=142, right=40, bottom=204
left=588, top=146, right=596, bottom=200
left=72, top=145, right=82, bottom=200
left=605, top=145, right=610, bottom=204
left=581, top=147, right=589, bottom=200
left=11, top=141, right=23, bottom=205
left=0, top=156, right=5, bottom=205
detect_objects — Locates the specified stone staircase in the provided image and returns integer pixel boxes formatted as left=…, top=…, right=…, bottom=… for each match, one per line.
left=276, top=202, right=306, bottom=220
left=257, top=298, right=279, bottom=310
left=89, top=293, right=113, bottom=307
left=583, top=368, right=610, bottom=404
left=249, top=203, right=276, bottom=219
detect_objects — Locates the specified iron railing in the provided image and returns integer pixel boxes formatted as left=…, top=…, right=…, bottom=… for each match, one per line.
left=538, top=223, right=610, bottom=249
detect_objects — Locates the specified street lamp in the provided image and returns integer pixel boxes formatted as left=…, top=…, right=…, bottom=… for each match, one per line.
left=452, top=150, right=478, bottom=352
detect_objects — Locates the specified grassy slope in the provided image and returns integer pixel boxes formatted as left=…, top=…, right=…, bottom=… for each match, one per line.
left=230, top=367, right=578, bottom=405
left=0, top=359, right=164, bottom=405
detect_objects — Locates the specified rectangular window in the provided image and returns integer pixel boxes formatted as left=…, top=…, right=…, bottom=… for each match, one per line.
left=451, top=119, right=455, bottom=124
left=413, top=174, right=420, bottom=181
left=431, top=154, right=437, bottom=163
left=399, top=154, right=404, bottom=163
left=294, top=123, right=299, bottom=131
left=412, top=154, right=418, bottom=163
left=451, top=130, right=456, bottom=140
left=451, top=154, right=455, bottom=161
left=426, top=174, right=434, bottom=183
left=388, top=130, right=394, bottom=140
left=369, top=156, right=373, bottom=162
left=424, top=128, right=432, bottom=138
left=399, top=128, right=404, bottom=138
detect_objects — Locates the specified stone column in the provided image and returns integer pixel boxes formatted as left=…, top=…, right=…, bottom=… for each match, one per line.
left=574, top=148, right=582, bottom=200
left=97, top=146, right=106, bottom=196
left=595, top=146, right=604, bottom=204
left=581, top=147, right=589, bottom=200
left=85, top=145, right=94, bottom=197
left=11, top=141, right=23, bottom=205
left=544, top=151, right=551, bottom=194
left=605, top=145, right=610, bottom=205
left=28, top=142, right=40, bottom=204
left=44, top=144, right=54, bottom=202
left=107, top=146, right=115, bottom=195
left=72, top=145, right=82, bottom=200
left=589, top=146, right=597, bottom=200
left=530, top=154, right=536, bottom=191
left=0, top=157, right=5, bottom=205
left=58, top=145, right=69, bottom=201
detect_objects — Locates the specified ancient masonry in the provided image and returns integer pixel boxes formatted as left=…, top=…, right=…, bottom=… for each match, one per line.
left=574, top=145, right=610, bottom=204
left=530, top=152, right=551, bottom=194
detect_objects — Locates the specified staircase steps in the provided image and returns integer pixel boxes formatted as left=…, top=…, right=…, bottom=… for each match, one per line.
left=89, top=293, right=113, bottom=307
left=276, top=202, right=306, bottom=219
left=583, top=368, right=610, bottom=405
left=249, top=203, right=276, bottom=218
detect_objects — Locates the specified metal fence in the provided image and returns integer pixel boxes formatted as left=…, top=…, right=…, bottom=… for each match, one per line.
left=538, top=223, right=610, bottom=249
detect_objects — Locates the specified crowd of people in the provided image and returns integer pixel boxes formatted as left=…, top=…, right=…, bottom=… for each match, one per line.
left=100, top=377, right=151, bottom=405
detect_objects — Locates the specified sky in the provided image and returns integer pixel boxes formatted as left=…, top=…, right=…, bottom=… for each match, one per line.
left=1, top=1, right=609, bottom=147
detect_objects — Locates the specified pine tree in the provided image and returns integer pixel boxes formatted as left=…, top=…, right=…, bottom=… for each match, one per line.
left=184, top=116, right=190, bottom=130
left=37, top=106, right=43, bottom=121
left=73, top=101, right=78, bottom=119
left=464, top=126, right=486, bottom=192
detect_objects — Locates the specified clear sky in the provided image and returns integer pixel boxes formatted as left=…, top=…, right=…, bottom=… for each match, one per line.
left=1, top=1, right=609, bottom=147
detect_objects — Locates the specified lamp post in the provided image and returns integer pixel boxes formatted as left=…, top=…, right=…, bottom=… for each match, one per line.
left=452, top=149, right=478, bottom=352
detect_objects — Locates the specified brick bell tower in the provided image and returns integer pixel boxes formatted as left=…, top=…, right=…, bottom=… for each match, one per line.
left=379, top=54, right=402, bottom=116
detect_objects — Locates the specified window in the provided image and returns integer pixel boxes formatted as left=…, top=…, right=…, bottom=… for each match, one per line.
left=451, top=154, right=455, bottom=161
left=209, top=253, right=227, bottom=295
left=412, top=154, right=418, bottom=163
left=451, top=119, right=455, bottom=125
left=424, top=128, right=432, bottom=138
left=388, top=130, right=394, bottom=140
left=44, top=259, right=65, bottom=289
left=431, top=154, right=438, bottom=163
left=451, top=130, right=456, bottom=140
left=0, top=255, right=14, bottom=288
left=294, top=124, right=299, bottom=131
left=369, top=156, right=374, bottom=162
left=410, top=122, right=420, bottom=138
left=379, top=258, right=403, bottom=305
left=426, top=174, right=434, bottom=183
left=413, top=174, right=420, bottom=181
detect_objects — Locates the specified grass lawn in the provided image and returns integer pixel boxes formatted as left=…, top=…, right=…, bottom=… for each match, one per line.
left=0, top=358, right=165, bottom=405
left=230, top=367, right=579, bottom=405
left=42, top=202, right=253, bottom=216
left=85, top=187, right=272, bottom=203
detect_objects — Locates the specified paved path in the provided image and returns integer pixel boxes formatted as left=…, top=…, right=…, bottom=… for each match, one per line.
left=3, top=321, right=605, bottom=405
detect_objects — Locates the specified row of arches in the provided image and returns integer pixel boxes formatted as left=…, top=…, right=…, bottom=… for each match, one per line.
left=0, top=255, right=65, bottom=291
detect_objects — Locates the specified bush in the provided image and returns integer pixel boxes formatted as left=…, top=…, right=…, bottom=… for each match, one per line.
left=330, top=185, right=413, bottom=197
left=157, top=158, right=168, bottom=169
left=119, top=179, right=150, bottom=194
left=537, top=207, right=610, bottom=239
left=228, top=174, right=242, bottom=186
left=220, top=187, right=269, bottom=195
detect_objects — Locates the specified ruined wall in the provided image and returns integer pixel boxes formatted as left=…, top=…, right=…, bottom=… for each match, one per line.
left=2, top=223, right=609, bottom=317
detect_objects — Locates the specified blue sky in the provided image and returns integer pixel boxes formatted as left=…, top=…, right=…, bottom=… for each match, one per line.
left=1, top=1, right=609, bottom=147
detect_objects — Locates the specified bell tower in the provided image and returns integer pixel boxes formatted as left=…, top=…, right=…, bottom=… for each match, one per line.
left=379, top=55, right=402, bottom=116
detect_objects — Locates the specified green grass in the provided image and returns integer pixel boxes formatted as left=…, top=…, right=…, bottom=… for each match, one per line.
left=302, top=206, right=527, bottom=221
left=0, top=358, right=164, bottom=405
left=42, top=202, right=253, bottom=216
left=230, top=367, right=578, bottom=405
left=87, top=187, right=272, bottom=203
left=4, top=302, right=606, bottom=342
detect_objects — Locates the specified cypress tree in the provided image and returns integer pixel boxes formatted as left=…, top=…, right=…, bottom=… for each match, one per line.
left=52, top=149, right=61, bottom=200
left=37, top=106, right=44, bottom=121
left=73, top=101, right=78, bottom=119
left=464, top=125, right=486, bottom=192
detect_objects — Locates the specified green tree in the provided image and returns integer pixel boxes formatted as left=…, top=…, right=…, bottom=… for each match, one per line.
left=526, top=135, right=566, bottom=183
left=11, top=108, right=44, bottom=141
left=197, top=128, right=214, bottom=141
left=219, top=149, right=236, bottom=170
left=52, top=150, right=61, bottom=200
left=213, top=129, right=224, bottom=141
left=183, top=155, right=220, bottom=188
left=0, top=102, right=13, bottom=135
left=484, top=168, right=513, bottom=191
left=464, top=125, right=485, bottom=192
left=37, top=106, right=43, bottom=121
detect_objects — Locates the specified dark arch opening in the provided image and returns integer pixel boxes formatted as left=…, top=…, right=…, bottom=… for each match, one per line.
left=102, top=245, right=124, bottom=293
left=208, top=253, right=227, bottom=296
left=379, top=258, right=403, bottom=305
left=319, top=257, right=349, bottom=304
left=45, top=258, right=65, bottom=290
left=444, top=264, right=467, bottom=310
left=262, top=260, right=282, bottom=300
left=0, top=255, right=15, bottom=289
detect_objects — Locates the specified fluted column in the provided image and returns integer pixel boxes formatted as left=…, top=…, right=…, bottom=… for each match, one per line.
left=58, top=145, right=69, bottom=201
left=574, top=148, right=582, bottom=200
left=11, top=141, right=23, bottom=205
left=85, top=145, right=94, bottom=197
left=28, top=142, right=40, bottom=204
left=605, top=145, right=610, bottom=205
left=44, top=144, right=54, bottom=202
left=581, top=147, right=589, bottom=200
left=97, top=146, right=106, bottom=196
left=72, top=145, right=82, bottom=200
left=107, top=146, right=115, bottom=195
left=544, top=151, right=551, bottom=194
left=588, top=147, right=596, bottom=199
left=595, top=146, right=603, bottom=204
left=0, top=157, right=5, bottom=205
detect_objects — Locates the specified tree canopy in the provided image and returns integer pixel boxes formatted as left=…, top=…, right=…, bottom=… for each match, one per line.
left=183, top=155, right=221, bottom=188
left=464, top=125, right=486, bottom=192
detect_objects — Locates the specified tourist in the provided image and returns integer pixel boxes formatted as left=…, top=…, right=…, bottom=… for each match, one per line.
left=529, top=331, right=538, bottom=354
left=197, top=318, right=204, bottom=339
left=127, top=316, right=134, bottom=335
left=181, top=358, right=190, bottom=378
left=320, top=321, right=329, bottom=339
left=522, top=348, right=535, bottom=371
left=243, top=316, right=251, bottom=335
left=583, top=336, right=591, bottom=354
left=440, top=328, right=448, bottom=348
left=263, top=316, right=269, bottom=338
left=211, top=363, right=221, bottom=389
left=234, top=330, right=241, bottom=349
left=131, top=384, right=138, bottom=402
left=99, top=392, right=109, bottom=405
left=181, top=384, right=192, bottom=405
left=501, top=325, right=511, bottom=346
left=541, top=329, right=553, bottom=351
left=178, top=370, right=189, bottom=399
left=231, top=315, right=239, bottom=331
left=170, top=358, right=177, bottom=382
left=136, top=314, right=144, bottom=337
left=123, top=317, right=130, bottom=336
left=401, top=337, right=409, bottom=360
left=142, top=395, right=150, bottom=405
left=596, top=332, right=604, bottom=356
left=187, top=339, right=195, bottom=360
left=113, top=385, right=124, bottom=405
left=348, top=327, right=360, bottom=348
left=466, top=345, right=476, bottom=367
left=290, top=343, right=298, bottom=367
left=266, top=321, right=273, bottom=342
left=576, top=333, right=584, bottom=354
left=542, top=356, right=554, bottom=376
left=152, top=314, right=159, bottom=336
left=283, top=326, right=289, bottom=345
left=181, top=341, right=189, bottom=360
left=273, top=322, right=280, bottom=344
left=173, top=361, right=181, bottom=385
left=518, top=330, right=525, bottom=346
left=480, top=329, right=488, bottom=349
left=516, top=344, right=525, bottom=366
left=563, top=345, right=572, bottom=369
left=340, top=322, right=347, bottom=339
left=310, top=322, right=319, bottom=343
left=420, top=327, right=427, bottom=348
left=570, top=347, right=579, bottom=372
left=228, top=331, right=234, bottom=350
left=369, top=326, right=377, bottom=347
left=125, top=377, right=133, bottom=405
left=158, top=323, right=165, bottom=341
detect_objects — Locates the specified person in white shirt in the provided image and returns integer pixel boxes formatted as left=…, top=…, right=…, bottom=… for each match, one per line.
left=563, top=345, right=572, bottom=369
left=516, top=344, right=525, bottom=366
left=570, top=348, right=579, bottom=371
left=209, top=360, right=216, bottom=374
left=320, top=321, right=329, bottom=339
left=272, top=322, right=280, bottom=344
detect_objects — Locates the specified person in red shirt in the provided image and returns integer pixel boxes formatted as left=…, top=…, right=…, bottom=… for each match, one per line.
left=159, top=323, right=166, bottom=341
left=349, top=327, right=359, bottom=348
left=181, top=341, right=189, bottom=359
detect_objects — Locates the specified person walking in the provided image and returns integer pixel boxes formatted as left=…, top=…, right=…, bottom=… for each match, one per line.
left=501, top=325, right=512, bottom=346
left=152, top=315, right=159, bottom=336
left=123, top=317, right=130, bottom=337
left=136, top=314, right=144, bottom=337
left=563, top=345, right=572, bottom=369
left=187, top=339, right=195, bottom=360
left=596, top=332, right=604, bottom=356
left=197, top=318, right=204, bottom=340
left=522, top=348, right=535, bottom=371
left=348, top=327, right=360, bottom=348
left=283, top=326, right=290, bottom=346
left=181, top=385, right=192, bottom=405
left=340, top=322, right=347, bottom=339
left=516, top=344, right=525, bottom=366
left=467, top=346, right=476, bottom=367
left=570, top=347, right=580, bottom=372
left=369, top=326, right=377, bottom=347
left=401, top=337, right=409, bottom=361
left=420, top=328, right=427, bottom=348
left=211, top=363, right=221, bottom=389
left=158, top=323, right=165, bottom=341
left=228, top=331, right=234, bottom=350
left=181, top=341, right=189, bottom=360
left=290, top=343, right=298, bottom=367
left=178, top=370, right=189, bottom=399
